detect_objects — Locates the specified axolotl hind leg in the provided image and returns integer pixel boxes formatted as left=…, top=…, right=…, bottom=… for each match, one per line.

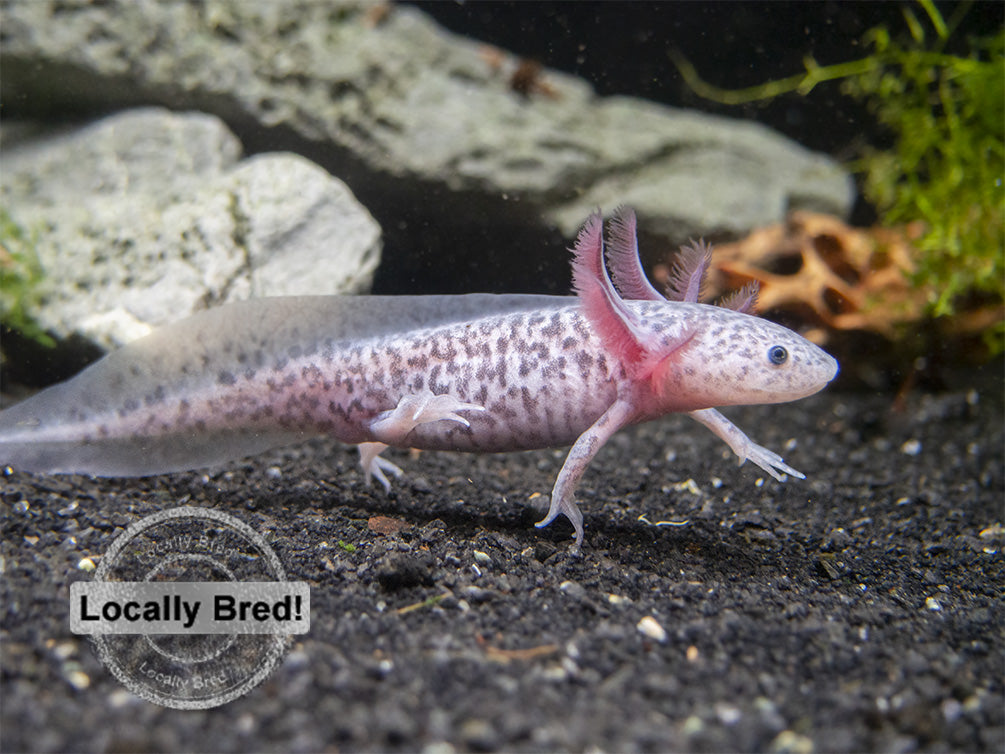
left=358, top=390, right=486, bottom=490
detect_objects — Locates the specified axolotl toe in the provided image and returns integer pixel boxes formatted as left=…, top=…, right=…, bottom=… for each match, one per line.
left=0, top=207, right=838, bottom=549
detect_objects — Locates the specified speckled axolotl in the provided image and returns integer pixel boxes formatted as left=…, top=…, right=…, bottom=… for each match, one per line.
left=0, top=208, right=838, bottom=548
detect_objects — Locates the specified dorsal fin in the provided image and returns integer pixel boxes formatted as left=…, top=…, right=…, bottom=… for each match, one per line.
left=665, top=240, right=712, bottom=303
left=570, top=212, right=649, bottom=367
left=606, top=206, right=664, bottom=301
left=718, top=281, right=760, bottom=314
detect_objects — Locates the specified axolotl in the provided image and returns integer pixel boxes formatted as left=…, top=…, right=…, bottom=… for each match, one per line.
left=0, top=208, right=838, bottom=548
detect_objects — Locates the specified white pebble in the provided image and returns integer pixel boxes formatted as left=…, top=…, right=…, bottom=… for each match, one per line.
left=636, top=615, right=667, bottom=643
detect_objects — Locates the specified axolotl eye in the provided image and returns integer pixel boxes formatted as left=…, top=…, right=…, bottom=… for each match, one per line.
left=767, top=345, right=788, bottom=365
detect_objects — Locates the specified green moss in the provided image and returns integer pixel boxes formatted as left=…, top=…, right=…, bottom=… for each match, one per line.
left=0, top=208, right=55, bottom=349
left=673, top=1, right=1004, bottom=352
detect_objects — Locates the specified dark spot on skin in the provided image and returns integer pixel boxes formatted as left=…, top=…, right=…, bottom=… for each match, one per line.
left=496, top=335, right=510, bottom=353
left=541, top=313, right=563, bottom=337
left=407, top=354, right=429, bottom=370
left=123, top=398, right=139, bottom=413
left=561, top=337, right=577, bottom=350
left=302, top=365, right=322, bottom=384
left=218, top=370, right=237, bottom=386
left=194, top=419, right=207, bottom=432
left=144, top=385, right=166, bottom=406
left=244, top=368, right=256, bottom=380
left=519, top=359, right=533, bottom=377
left=521, top=387, right=538, bottom=415
left=130, top=365, right=142, bottom=377
left=274, top=357, right=288, bottom=371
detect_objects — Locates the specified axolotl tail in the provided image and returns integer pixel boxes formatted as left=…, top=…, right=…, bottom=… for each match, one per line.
left=0, top=382, right=305, bottom=476
left=0, top=293, right=565, bottom=476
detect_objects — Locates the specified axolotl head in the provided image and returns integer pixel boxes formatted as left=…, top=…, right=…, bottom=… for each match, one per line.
left=649, top=303, right=839, bottom=410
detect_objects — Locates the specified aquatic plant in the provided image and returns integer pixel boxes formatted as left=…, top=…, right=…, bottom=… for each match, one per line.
left=0, top=208, right=55, bottom=349
left=673, top=1, right=1004, bottom=352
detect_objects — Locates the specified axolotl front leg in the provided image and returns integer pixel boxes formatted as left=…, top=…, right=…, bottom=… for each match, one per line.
left=359, top=390, right=486, bottom=490
left=536, top=396, right=637, bottom=550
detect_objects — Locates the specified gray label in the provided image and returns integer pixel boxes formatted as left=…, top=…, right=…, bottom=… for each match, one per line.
left=71, top=582, right=309, bottom=634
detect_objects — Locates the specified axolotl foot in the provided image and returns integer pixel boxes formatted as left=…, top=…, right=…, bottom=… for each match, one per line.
left=358, top=442, right=403, bottom=492
left=359, top=390, right=486, bottom=491
left=535, top=494, right=585, bottom=553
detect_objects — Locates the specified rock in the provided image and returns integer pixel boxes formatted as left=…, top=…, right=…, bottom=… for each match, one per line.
left=1, top=1, right=851, bottom=296
left=0, top=108, right=381, bottom=349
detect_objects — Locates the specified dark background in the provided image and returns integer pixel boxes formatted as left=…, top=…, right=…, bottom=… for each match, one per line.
left=414, top=0, right=1002, bottom=224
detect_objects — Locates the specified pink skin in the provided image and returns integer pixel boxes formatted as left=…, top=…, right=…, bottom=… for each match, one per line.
left=0, top=208, right=838, bottom=549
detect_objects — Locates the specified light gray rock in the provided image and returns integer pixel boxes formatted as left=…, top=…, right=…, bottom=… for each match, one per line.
left=1, top=0, right=852, bottom=252
left=0, top=108, right=381, bottom=349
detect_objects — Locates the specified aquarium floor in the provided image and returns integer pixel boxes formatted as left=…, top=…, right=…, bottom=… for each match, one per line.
left=2, top=386, right=1002, bottom=753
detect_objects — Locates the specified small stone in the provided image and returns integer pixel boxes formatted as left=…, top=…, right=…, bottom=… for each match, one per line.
left=715, top=702, right=741, bottom=725
left=636, top=615, right=668, bottom=643
left=64, top=668, right=90, bottom=691
left=375, top=553, right=434, bottom=590
left=769, top=730, right=815, bottom=754
left=459, top=719, right=498, bottom=752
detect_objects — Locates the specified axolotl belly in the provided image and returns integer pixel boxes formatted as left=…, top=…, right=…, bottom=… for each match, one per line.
left=0, top=209, right=838, bottom=548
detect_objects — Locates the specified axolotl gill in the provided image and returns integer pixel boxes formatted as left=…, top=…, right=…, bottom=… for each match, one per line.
left=0, top=208, right=838, bottom=548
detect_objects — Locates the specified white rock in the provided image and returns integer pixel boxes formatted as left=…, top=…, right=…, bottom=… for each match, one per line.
left=1, top=108, right=381, bottom=349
